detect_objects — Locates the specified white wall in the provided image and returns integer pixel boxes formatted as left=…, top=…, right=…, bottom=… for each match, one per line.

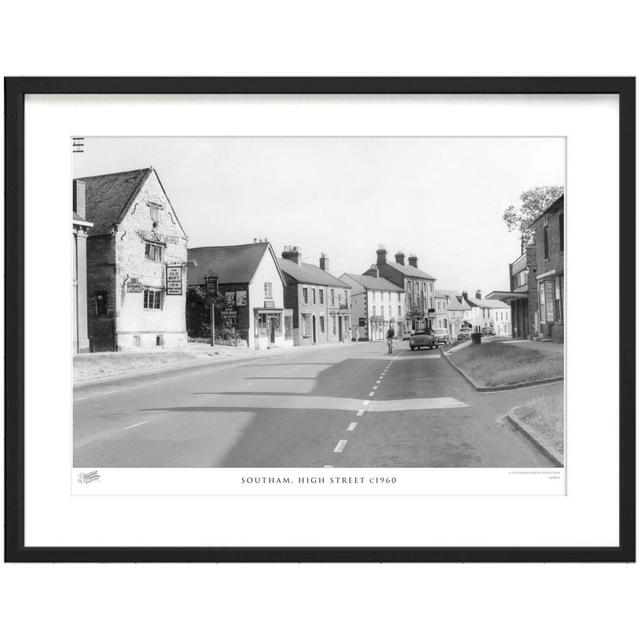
left=248, top=248, right=286, bottom=348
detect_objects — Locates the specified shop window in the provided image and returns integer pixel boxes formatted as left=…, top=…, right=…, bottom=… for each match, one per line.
left=264, top=282, right=273, bottom=299
left=332, top=316, right=337, bottom=335
left=95, top=291, right=108, bottom=315
left=143, top=288, right=163, bottom=310
left=545, top=280, right=555, bottom=322
left=145, top=242, right=164, bottom=262
left=319, top=316, right=325, bottom=333
left=302, top=287, right=308, bottom=304
left=554, top=276, right=563, bottom=322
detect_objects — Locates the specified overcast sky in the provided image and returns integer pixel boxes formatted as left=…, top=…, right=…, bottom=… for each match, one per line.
left=73, top=137, right=564, bottom=292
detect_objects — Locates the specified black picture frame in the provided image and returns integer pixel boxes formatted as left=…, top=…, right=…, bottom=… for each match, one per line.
left=4, top=77, right=635, bottom=563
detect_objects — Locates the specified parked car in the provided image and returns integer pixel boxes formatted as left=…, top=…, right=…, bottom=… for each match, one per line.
left=481, top=326, right=495, bottom=336
left=432, top=327, right=450, bottom=346
left=409, top=330, right=438, bottom=350
left=402, top=328, right=413, bottom=341
left=457, top=328, right=472, bottom=341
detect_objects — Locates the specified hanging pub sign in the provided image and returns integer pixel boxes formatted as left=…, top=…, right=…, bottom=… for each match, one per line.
left=165, top=265, right=183, bottom=295
left=126, top=277, right=143, bottom=293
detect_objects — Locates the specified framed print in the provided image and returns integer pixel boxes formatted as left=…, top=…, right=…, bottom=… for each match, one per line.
left=4, top=77, right=635, bottom=562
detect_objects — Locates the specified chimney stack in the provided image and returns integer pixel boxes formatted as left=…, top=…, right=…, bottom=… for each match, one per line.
left=462, top=290, right=468, bottom=302
left=74, top=180, right=86, bottom=220
left=319, top=253, right=329, bottom=272
left=408, top=254, right=418, bottom=268
left=376, top=245, right=387, bottom=267
left=282, top=245, right=302, bottom=265
left=475, top=289, right=482, bottom=300
left=394, top=251, right=405, bottom=265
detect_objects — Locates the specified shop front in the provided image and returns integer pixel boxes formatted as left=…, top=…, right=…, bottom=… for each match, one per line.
left=254, top=307, right=286, bottom=349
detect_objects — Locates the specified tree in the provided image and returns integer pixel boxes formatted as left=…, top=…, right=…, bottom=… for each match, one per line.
left=503, top=185, right=564, bottom=249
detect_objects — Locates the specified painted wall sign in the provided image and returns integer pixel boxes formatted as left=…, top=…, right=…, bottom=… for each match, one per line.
left=166, top=266, right=183, bottom=295
left=126, top=277, right=143, bottom=293
left=136, top=229, right=181, bottom=245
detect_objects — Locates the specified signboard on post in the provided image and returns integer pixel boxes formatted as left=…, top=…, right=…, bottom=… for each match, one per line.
left=165, top=265, right=183, bottom=295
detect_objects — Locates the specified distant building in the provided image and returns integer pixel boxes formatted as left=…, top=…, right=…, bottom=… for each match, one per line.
left=73, top=200, right=93, bottom=353
left=531, top=195, right=564, bottom=342
left=487, top=243, right=537, bottom=339
left=339, top=273, right=405, bottom=342
left=434, top=289, right=472, bottom=339
left=188, top=242, right=292, bottom=350
left=362, top=247, right=436, bottom=333
left=464, top=290, right=511, bottom=336
left=76, top=168, right=188, bottom=352
left=278, top=248, right=352, bottom=346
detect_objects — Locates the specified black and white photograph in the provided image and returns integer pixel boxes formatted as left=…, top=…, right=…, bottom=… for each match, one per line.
left=72, top=136, right=566, bottom=474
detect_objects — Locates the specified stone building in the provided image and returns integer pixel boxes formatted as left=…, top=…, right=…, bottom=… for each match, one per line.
left=72, top=198, right=93, bottom=353
left=278, top=248, right=352, bottom=346
left=531, top=195, right=564, bottom=342
left=188, top=242, right=292, bottom=350
left=76, top=167, right=188, bottom=352
left=339, top=273, right=405, bottom=342
left=362, top=247, right=436, bottom=333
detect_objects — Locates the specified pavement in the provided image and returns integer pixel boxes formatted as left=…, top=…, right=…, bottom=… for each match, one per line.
left=74, top=341, right=561, bottom=468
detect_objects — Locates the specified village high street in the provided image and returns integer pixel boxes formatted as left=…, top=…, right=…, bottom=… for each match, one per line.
left=74, top=341, right=556, bottom=468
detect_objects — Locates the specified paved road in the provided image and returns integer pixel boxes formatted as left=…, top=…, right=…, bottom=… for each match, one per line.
left=74, top=341, right=559, bottom=467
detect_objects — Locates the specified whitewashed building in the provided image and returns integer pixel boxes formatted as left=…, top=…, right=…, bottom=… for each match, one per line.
left=76, top=167, right=188, bottom=352
left=339, top=273, right=405, bottom=341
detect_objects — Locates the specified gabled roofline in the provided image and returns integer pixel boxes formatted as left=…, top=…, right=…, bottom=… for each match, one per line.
left=114, top=167, right=188, bottom=240
left=249, top=243, right=287, bottom=288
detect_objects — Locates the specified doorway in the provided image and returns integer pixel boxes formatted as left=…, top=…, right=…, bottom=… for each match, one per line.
left=338, top=316, right=343, bottom=342
left=312, top=315, right=317, bottom=343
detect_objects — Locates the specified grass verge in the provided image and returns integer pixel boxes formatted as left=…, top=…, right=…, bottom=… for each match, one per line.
left=512, top=392, right=564, bottom=456
left=448, top=341, right=563, bottom=387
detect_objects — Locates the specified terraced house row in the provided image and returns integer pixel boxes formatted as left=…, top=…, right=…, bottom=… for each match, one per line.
left=73, top=167, right=452, bottom=352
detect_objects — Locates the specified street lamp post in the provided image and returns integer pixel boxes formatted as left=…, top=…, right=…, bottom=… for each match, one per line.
left=204, top=272, right=219, bottom=347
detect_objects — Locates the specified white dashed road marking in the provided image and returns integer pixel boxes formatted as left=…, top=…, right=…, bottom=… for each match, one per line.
left=356, top=409, right=364, bottom=417
left=124, top=418, right=157, bottom=430
left=347, top=422, right=357, bottom=431
left=334, top=439, right=348, bottom=453
left=368, top=392, right=375, bottom=397
left=363, top=400, right=370, bottom=406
